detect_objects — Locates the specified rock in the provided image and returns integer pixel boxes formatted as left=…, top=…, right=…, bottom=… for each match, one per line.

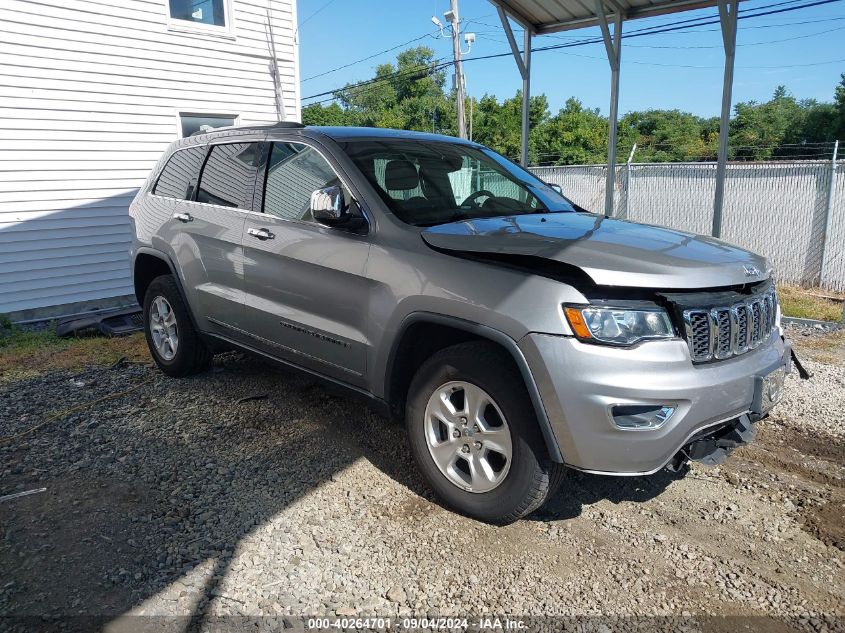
left=386, top=585, right=407, bottom=603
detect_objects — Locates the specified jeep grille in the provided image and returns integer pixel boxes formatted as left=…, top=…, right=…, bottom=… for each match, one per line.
left=683, top=288, right=777, bottom=362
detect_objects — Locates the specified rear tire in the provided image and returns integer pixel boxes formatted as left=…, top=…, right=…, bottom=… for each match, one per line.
left=143, top=275, right=212, bottom=377
left=406, top=341, right=564, bottom=524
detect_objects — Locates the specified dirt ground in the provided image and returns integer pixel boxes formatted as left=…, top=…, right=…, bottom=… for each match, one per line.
left=0, top=325, right=843, bottom=632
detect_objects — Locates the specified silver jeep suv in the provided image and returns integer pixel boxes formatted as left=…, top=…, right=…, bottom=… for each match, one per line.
left=129, top=123, right=791, bottom=524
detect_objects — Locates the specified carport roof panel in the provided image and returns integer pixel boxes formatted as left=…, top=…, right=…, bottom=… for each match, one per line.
left=491, top=0, right=721, bottom=33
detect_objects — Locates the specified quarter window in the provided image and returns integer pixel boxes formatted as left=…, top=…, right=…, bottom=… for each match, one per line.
left=153, top=147, right=207, bottom=200
left=196, top=143, right=261, bottom=210
left=168, top=0, right=226, bottom=27
left=263, top=143, right=343, bottom=222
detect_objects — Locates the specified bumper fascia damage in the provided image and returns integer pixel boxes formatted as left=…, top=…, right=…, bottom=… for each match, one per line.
left=519, top=331, right=792, bottom=475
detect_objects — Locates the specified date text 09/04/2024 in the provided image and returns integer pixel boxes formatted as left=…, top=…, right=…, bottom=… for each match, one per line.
left=307, top=617, right=528, bottom=630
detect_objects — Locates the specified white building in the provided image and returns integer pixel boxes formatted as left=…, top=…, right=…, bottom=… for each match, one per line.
left=0, top=0, right=300, bottom=320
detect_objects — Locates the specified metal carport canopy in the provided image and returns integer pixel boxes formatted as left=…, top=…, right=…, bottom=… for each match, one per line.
left=490, top=0, right=741, bottom=237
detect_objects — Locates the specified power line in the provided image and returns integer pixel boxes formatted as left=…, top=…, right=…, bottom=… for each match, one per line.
left=302, top=59, right=456, bottom=107
left=301, top=31, right=439, bottom=83
left=474, top=16, right=845, bottom=46
left=450, top=0, right=844, bottom=66
left=303, top=55, right=454, bottom=102
left=623, top=23, right=845, bottom=48
left=546, top=47, right=845, bottom=69
left=300, top=12, right=496, bottom=84
left=298, top=0, right=339, bottom=27
left=301, top=0, right=844, bottom=104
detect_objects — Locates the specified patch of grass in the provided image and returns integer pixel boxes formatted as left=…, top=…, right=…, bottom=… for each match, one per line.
left=778, top=285, right=844, bottom=323
left=0, top=328, right=149, bottom=381
left=791, top=328, right=845, bottom=364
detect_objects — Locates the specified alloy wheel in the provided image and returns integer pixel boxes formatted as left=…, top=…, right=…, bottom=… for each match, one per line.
left=149, top=296, right=179, bottom=361
left=423, top=380, right=513, bottom=493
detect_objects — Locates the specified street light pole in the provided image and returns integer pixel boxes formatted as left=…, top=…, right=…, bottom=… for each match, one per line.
left=446, top=0, right=467, bottom=139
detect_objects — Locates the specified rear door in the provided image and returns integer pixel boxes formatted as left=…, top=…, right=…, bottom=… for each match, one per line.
left=240, top=138, right=371, bottom=386
left=154, top=134, right=264, bottom=335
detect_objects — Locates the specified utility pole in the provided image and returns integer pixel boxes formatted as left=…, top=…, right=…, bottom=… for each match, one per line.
left=446, top=0, right=467, bottom=139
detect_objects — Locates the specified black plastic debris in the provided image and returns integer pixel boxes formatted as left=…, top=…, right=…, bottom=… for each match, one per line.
left=56, top=306, right=143, bottom=338
left=790, top=348, right=813, bottom=380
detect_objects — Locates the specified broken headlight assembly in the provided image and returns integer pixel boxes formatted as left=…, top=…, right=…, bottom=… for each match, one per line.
left=563, top=305, right=675, bottom=346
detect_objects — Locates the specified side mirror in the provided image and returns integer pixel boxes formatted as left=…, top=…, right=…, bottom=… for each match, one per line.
left=310, top=185, right=362, bottom=228
left=546, top=182, right=564, bottom=195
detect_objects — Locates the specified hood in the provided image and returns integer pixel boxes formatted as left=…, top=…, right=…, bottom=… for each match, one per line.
left=421, top=213, right=770, bottom=289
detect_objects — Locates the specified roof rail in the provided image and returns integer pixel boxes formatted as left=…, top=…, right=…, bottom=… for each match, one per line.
left=188, top=121, right=307, bottom=137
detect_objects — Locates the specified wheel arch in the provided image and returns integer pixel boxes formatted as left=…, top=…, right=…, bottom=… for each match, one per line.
left=385, top=312, right=564, bottom=463
left=132, top=248, right=201, bottom=333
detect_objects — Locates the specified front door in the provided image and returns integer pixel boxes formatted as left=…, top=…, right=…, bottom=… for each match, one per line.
left=240, top=140, right=371, bottom=386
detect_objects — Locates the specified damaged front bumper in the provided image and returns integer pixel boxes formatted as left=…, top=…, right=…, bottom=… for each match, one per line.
left=520, top=331, right=794, bottom=475
left=665, top=413, right=756, bottom=471
left=666, top=343, right=811, bottom=472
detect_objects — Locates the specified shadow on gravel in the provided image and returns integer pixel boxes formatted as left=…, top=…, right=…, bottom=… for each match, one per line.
left=529, top=468, right=686, bottom=522
left=1, top=353, right=377, bottom=630
left=0, top=351, right=682, bottom=631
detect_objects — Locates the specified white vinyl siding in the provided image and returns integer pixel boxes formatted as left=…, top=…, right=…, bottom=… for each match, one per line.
left=0, top=0, right=300, bottom=316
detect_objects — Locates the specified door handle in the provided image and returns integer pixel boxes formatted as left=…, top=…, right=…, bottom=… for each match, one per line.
left=247, top=227, right=275, bottom=240
left=172, top=212, right=193, bottom=223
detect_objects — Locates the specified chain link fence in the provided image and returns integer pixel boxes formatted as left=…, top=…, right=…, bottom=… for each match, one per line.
left=531, top=160, right=845, bottom=293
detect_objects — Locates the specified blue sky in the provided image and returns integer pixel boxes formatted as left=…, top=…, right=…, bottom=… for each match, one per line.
left=296, top=0, right=845, bottom=118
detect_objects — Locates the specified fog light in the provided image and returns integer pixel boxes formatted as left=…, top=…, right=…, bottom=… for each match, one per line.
left=611, top=405, right=675, bottom=430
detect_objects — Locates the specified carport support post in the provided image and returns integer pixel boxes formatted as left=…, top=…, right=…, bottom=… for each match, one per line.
left=712, top=0, right=738, bottom=238
left=594, top=0, right=623, bottom=217
left=521, top=28, right=532, bottom=167
left=497, top=6, right=532, bottom=166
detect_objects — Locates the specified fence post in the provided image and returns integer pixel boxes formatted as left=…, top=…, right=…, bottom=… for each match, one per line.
left=623, top=143, right=637, bottom=219
left=818, top=140, right=839, bottom=288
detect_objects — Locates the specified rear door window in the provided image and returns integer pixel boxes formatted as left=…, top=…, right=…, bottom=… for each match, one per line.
left=196, top=142, right=262, bottom=210
left=152, top=146, right=207, bottom=199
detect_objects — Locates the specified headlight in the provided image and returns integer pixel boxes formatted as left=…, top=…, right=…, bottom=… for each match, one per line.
left=564, top=305, right=675, bottom=346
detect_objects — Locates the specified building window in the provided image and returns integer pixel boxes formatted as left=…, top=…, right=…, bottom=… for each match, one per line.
left=169, top=0, right=227, bottom=29
left=179, top=113, right=237, bottom=138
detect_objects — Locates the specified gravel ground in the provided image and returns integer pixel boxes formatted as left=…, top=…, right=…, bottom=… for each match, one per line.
left=1, top=323, right=843, bottom=631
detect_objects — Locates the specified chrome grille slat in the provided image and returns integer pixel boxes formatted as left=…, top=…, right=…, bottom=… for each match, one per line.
left=750, top=301, right=762, bottom=348
left=713, top=309, right=732, bottom=359
left=685, top=311, right=713, bottom=361
left=682, top=288, right=777, bottom=363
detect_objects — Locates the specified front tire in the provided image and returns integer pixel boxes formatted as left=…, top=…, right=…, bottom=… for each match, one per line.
left=406, top=341, right=564, bottom=524
left=143, top=275, right=211, bottom=377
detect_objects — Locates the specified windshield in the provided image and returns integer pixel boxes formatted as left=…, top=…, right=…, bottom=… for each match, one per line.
left=338, top=139, right=577, bottom=226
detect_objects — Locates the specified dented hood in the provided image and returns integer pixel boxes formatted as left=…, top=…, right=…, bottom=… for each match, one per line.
left=421, top=213, right=770, bottom=289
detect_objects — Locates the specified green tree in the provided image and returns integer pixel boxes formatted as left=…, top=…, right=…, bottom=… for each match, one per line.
left=834, top=73, right=845, bottom=140
left=301, top=102, right=353, bottom=127
left=730, top=86, right=805, bottom=159
left=332, top=46, right=455, bottom=133
left=301, top=47, right=843, bottom=166
left=472, top=91, right=550, bottom=162
left=621, top=110, right=716, bottom=162
left=533, top=98, right=608, bottom=165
